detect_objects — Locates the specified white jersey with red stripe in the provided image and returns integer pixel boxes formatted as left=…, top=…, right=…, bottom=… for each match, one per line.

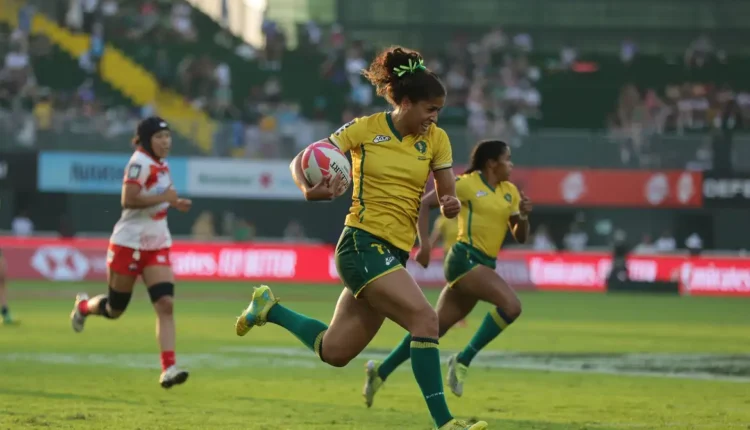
left=110, top=150, right=173, bottom=250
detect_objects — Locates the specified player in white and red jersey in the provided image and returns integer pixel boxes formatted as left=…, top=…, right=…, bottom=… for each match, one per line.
left=69, top=117, right=192, bottom=389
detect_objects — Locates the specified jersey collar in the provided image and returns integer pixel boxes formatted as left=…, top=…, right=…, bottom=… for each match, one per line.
left=137, top=147, right=164, bottom=165
left=478, top=171, right=496, bottom=192
left=385, top=112, right=403, bottom=141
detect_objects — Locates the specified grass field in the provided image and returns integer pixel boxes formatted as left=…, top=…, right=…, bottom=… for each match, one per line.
left=0, top=281, right=749, bottom=429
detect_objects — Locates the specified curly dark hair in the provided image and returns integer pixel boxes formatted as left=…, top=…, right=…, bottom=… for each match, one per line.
left=362, top=46, right=446, bottom=107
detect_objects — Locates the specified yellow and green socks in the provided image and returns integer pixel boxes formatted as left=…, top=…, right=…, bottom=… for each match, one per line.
left=456, top=307, right=514, bottom=366
left=377, top=333, right=411, bottom=380
left=267, top=304, right=328, bottom=358
left=410, top=337, right=453, bottom=428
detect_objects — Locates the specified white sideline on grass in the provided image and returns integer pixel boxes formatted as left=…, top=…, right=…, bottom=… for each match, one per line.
left=0, top=347, right=748, bottom=383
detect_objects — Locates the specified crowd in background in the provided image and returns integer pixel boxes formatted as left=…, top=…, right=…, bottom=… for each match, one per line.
left=1, top=0, right=747, bottom=166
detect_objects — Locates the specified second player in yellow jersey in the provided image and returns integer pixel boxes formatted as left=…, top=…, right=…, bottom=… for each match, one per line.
left=431, top=215, right=459, bottom=254
left=368, top=140, right=532, bottom=402
left=235, top=45, right=488, bottom=430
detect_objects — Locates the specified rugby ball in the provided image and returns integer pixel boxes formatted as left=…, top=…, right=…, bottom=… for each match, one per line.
left=301, top=140, right=352, bottom=195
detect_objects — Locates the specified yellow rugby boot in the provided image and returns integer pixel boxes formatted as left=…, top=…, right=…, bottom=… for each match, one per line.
left=446, top=353, right=469, bottom=397
left=235, top=285, right=279, bottom=336
left=438, top=419, right=488, bottom=429
left=363, top=360, right=384, bottom=407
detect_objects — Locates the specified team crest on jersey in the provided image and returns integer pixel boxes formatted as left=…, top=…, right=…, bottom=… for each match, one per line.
left=372, top=135, right=391, bottom=143
left=127, top=163, right=142, bottom=180
left=504, top=193, right=513, bottom=202
left=414, top=141, right=427, bottom=154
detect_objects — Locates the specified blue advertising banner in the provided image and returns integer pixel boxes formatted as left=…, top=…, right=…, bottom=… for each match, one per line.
left=38, top=151, right=188, bottom=194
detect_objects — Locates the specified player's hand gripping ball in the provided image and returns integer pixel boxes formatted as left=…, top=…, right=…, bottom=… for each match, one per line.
left=301, top=140, right=352, bottom=198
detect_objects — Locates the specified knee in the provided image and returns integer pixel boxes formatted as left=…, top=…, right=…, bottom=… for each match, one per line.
left=104, top=288, right=133, bottom=319
left=153, top=296, right=174, bottom=316
left=107, top=308, right=124, bottom=319
left=499, top=297, right=522, bottom=323
left=148, top=282, right=174, bottom=316
left=322, top=349, right=354, bottom=368
left=408, top=307, right=439, bottom=339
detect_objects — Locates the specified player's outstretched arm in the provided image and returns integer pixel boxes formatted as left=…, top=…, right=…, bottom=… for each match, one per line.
left=121, top=183, right=177, bottom=209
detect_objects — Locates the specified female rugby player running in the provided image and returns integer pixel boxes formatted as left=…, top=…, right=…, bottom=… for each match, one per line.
left=234, top=47, right=489, bottom=430
left=364, top=140, right=531, bottom=404
left=429, top=214, right=466, bottom=328
left=0, top=250, right=14, bottom=325
left=69, top=117, right=193, bottom=389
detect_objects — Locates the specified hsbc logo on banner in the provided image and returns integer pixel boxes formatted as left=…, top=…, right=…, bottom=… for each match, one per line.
left=31, top=246, right=90, bottom=281
left=702, top=173, right=750, bottom=207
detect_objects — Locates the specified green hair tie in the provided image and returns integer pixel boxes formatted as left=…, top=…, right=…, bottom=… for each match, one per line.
left=393, top=58, right=426, bottom=77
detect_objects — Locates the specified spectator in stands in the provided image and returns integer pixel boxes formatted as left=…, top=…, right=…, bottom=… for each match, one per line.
left=192, top=211, right=216, bottom=240
left=87, top=21, right=105, bottom=73
left=81, top=0, right=99, bottom=34
left=283, top=220, right=307, bottom=242
left=620, top=38, right=637, bottom=65
left=633, top=234, right=656, bottom=254
left=560, top=43, right=578, bottom=69
left=11, top=210, right=34, bottom=237
left=58, top=214, right=76, bottom=238
left=33, top=90, right=53, bottom=137
left=153, top=49, right=172, bottom=88
left=644, top=88, right=670, bottom=135
left=654, top=230, right=677, bottom=253
left=531, top=224, right=556, bottom=251
left=685, top=34, right=714, bottom=69
left=685, top=233, right=703, bottom=256
left=65, top=0, right=84, bottom=33
left=232, top=218, right=255, bottom=242
left=170, top=1, right=197, bottom=42
left=3, top=39, right=31, bottom=90
left=563, top=222, right=588, bottom=251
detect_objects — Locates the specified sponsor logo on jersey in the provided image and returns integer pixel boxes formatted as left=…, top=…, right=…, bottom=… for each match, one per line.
left=127, top=163, right=142, bottom=180
left=333, top=120, right=356, bottom=137
left=372, top=135, right=391, bottom=144
left=476, top=190, right=488, bottom=198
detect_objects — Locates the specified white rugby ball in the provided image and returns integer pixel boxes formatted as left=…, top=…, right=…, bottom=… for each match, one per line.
left=301, top=140, right=352, bottom=195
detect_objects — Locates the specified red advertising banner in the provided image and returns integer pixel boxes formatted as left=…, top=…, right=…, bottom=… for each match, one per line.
left=1, top=237, right=747, bottom=297
left=427, top=167, right=703, bottom=208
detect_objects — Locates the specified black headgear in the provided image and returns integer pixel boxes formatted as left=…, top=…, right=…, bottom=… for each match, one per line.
left=136, top=116, right=170, bottom=158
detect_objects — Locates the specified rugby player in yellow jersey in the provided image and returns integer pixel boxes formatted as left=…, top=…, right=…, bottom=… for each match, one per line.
left=364, top=140, right=531, bottom=404
left=429, top=215, right=467, bottom=328
left=234, top=46, right=488, bottom=430
left=431, top=215, right=459, bottom=254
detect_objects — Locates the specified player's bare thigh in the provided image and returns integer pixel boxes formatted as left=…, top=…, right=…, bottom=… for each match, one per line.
left=321, top=288, right=385, bottom=367
left=435, top=286, right=478, bottom=337
left=107, top=269, right=138, bottom=293
left=361, top=267, right=438, bottom=338
left=453, top=265, right=522, bottom=320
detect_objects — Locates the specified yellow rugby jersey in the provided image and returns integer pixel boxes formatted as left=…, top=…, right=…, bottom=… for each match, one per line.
left=329, top=112, right=453, bottom=252
left=455, top=171, right=521, bottom=258
left=434, top=215, right=459, bottom=253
